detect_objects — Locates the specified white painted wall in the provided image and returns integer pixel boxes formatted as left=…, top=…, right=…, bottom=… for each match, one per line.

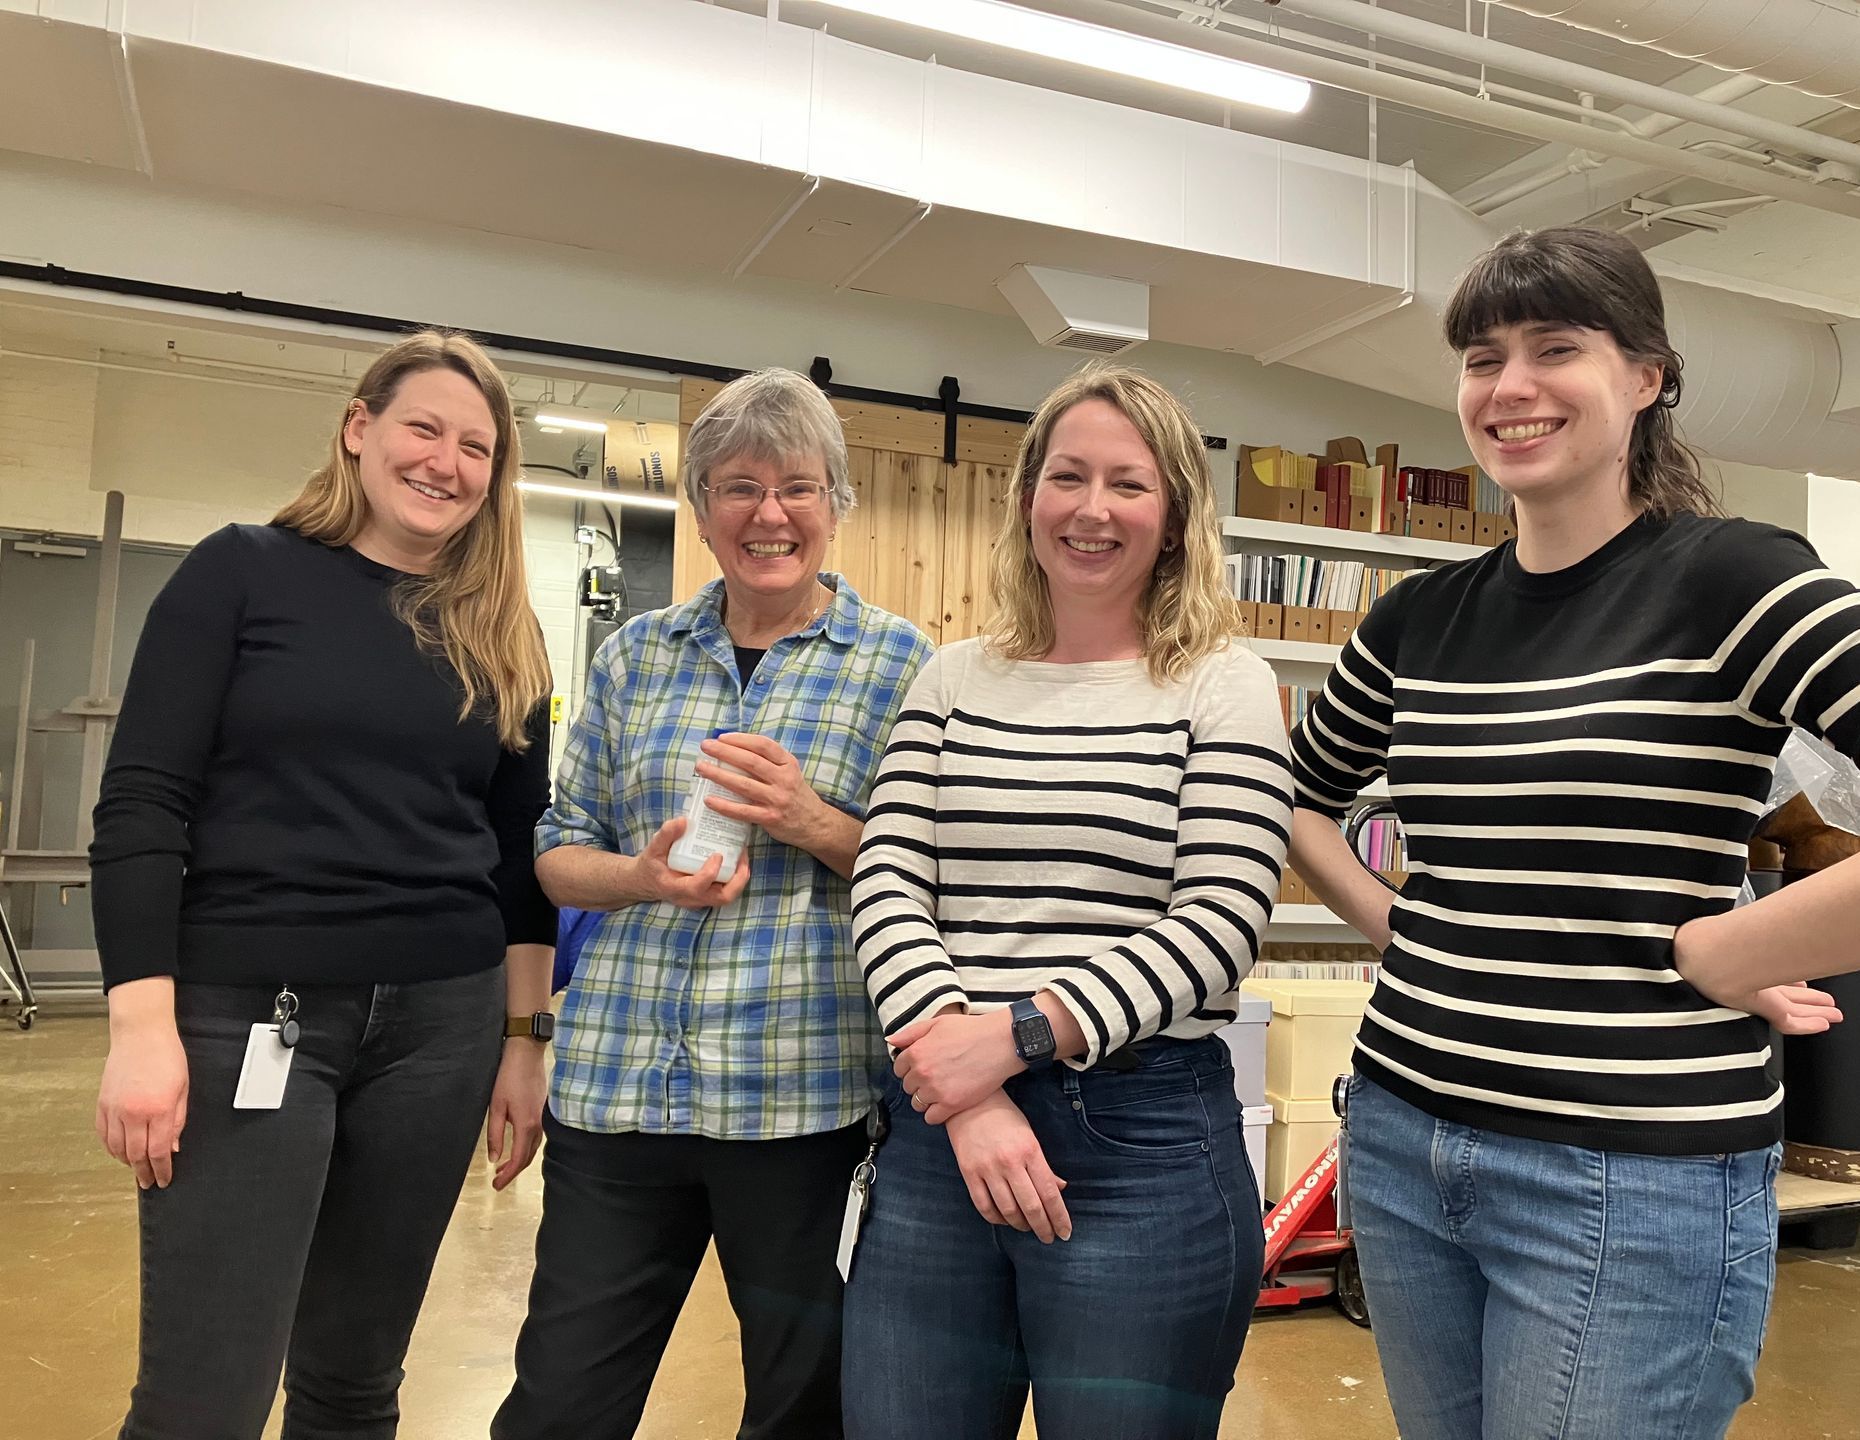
left=1807, top=474, right=1860, bottom=585
left=1712, top=460, right=1810, bottom=535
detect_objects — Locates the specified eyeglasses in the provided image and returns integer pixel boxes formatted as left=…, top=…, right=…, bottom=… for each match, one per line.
left=702, top=478, right=831, bottom=513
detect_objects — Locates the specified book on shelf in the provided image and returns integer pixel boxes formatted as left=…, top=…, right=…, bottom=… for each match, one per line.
left=1253, top=960, right=1383, bottom=983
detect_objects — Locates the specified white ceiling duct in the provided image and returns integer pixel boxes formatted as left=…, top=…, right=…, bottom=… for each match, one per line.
left=1491, top=1, right=1860, bottom=108
left=996, top=265, right=1149, bottom=356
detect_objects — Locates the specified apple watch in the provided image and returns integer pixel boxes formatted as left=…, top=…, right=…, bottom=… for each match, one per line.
left=1009, top=998, right=1056, bottom=1069
left=505, top=1012, right=555, bottom=1043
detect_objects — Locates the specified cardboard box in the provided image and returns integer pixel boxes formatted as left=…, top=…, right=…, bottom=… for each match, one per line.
left=1265, top=1092, right=1339, bottom=1202
left=1328, top=610, right=1358, bottom=649
left=1236, top=600, right=1259, bottom=635
left=1300, top=488, right=1326, bottom=527
left=1474, top=512, right=1500, bottom=547
left=1450, top=510, right=1475, bottom=545
left=1348, top=497, right=1376, bottom=533
left=1255, top=604, right=1284, bottom=640
left=1284, top=607, right=1311, bottom=644
left=1306, top=610, right=1331, bottom=645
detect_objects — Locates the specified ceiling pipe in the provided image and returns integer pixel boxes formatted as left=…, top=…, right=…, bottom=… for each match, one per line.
left=1463, top=72, right=1767, bottom=214
left=1253, top=0, right=1860, bottom=173
left=1052, top=0, right=1860, bottom=221
left=1489, top=0, right=1860, bottom=108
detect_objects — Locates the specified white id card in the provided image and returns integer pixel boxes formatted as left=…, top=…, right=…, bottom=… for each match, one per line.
left=835, top=1172, right=871, bottom=1283
left=233, top=1024, right=294, bottom=1109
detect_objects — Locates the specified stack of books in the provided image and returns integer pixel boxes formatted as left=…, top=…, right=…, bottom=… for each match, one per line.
left=1236, top=439, right=1517, bottom=546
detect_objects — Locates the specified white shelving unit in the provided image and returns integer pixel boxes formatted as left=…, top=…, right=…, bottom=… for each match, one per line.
left=1223, top=516, right=1487, bottom=565
left=1226, top=516, right=1429, bottom=943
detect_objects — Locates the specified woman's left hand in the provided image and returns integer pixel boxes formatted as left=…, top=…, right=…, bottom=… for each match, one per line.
left=890, top=1010, right=1022, bottom=1125
left=1675, top=915, right=1845, bottom=1034
left=486, top=1040, right=548, bottom=1191
left=698, top=733, right=829, bottom=851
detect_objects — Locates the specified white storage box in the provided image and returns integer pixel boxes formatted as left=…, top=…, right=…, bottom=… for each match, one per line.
left=1242, top=1102, right=1273, bottom=1211
left=1217, top=991, right=1273, bottom=1107
left=1264, top=1091, right=1338, bottom=1203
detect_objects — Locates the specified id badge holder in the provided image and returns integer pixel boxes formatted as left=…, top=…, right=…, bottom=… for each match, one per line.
left=836, top=1103, right=890, bottom=1283
left=234, top=988, right=301, bottom=1110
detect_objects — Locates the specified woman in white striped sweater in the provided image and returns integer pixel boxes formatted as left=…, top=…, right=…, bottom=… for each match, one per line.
left=1288, top=226, right=1860, bottom=1440
left=842, top=367, right=1291, bottom=1440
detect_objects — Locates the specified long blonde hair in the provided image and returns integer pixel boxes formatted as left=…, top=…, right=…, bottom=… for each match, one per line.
left=985, top=365, right=1240, bottom=683
left=274, top=331, right=551, bottom=750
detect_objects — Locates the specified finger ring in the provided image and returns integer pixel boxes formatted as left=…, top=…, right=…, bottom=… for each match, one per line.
left=912, top=1094, right=926, bottom=1111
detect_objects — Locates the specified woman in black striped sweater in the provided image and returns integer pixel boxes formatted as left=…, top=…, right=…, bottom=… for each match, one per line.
left=843, top=368, right=1290, bottom=1439
left=1288, top=227, right=1860, bottom=1440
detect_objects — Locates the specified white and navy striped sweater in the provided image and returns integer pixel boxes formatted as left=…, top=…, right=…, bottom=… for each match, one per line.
left=1292, top=513, right=1860, bottom=1155
left=852, top=640, right=1293, bottom=1065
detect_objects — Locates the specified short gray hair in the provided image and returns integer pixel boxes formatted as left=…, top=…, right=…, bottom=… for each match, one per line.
left=682, top=368, right=856, bottom=520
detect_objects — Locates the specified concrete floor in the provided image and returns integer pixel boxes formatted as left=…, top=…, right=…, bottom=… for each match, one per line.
left=5, top=1013, right=1857, bottom=1440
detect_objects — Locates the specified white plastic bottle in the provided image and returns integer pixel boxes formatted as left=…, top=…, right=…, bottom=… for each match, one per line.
left=667, top=729, right=751, bottom=883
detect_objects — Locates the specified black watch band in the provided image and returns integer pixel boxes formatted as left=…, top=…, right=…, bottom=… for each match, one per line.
left=1009, top=998, right=1057, bottom=1069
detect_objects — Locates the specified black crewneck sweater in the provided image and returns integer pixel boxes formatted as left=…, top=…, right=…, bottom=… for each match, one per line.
left=90, top=524, right=556, bottom=991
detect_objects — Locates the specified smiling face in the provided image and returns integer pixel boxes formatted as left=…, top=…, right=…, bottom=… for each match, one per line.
left=1458, top=320, right=1662, bottom=507
left=344, top=366, right=496, bottom=564
left=702, top=450, right=835, bottom=605
left=1028, top=398, right=1172, bottom=625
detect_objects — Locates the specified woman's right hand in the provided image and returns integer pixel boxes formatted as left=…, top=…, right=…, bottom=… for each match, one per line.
left=635, top=817, right=752, bottom=910
left=944, top=1090, right=1071, bottom=1243
left=96, top=977, right=189, bottom=1190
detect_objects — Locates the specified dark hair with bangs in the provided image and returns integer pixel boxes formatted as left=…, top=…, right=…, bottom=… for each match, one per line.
left=1444, top=226, right=1722, bottom=520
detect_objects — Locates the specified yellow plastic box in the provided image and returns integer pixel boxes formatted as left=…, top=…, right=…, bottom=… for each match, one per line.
left=1240, top=978, right=1372, bottom=1102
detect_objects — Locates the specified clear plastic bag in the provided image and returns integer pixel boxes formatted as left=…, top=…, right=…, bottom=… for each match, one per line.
left=1767, top=731, right=1860, bottom=838
left=1734, top=732, right=1860, bottom=909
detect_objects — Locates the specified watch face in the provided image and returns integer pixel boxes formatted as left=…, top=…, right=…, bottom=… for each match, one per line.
left=1015, top=1015, right=1054, bottom=1057
left=533, top=1012, right=556, bottom=1041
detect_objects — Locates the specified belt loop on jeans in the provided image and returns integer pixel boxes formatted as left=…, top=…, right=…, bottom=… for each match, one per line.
left=1058, top=1065, right=1083, bottom=1097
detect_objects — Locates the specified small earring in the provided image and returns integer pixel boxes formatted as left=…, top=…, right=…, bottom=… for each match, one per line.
left=699, top=533, right=710, bottom=548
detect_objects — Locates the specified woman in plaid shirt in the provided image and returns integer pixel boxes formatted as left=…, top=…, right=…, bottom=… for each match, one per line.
left=494, top=369, right=932, bottom=1440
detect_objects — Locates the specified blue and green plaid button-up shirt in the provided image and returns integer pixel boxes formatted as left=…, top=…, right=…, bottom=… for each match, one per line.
left=538, top=575, right=933, bottom=1139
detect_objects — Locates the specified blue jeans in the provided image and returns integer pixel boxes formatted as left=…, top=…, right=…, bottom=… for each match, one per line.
left=1344, top=1073, right=1781, bottom=1440
left=842, top=1036, right=1264, bottom=1440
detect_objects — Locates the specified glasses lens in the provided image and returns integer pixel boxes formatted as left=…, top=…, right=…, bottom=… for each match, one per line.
left=714, top=481, right=764, bottom=509
left=778, top=483, right=825, bottom=510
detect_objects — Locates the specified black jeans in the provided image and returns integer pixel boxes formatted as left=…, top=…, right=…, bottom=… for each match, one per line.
left=119, top=968, right=504, bottom=1440
left=492, top=1111, right=868, bottom=1440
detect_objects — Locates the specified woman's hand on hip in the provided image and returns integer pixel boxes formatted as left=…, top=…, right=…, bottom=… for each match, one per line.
left=636, top=817, right=753, bottom=909
left=1675, top=914, right=1844, bottom=1033
left=945, top=1090, right=1071, bottom=1243
left=890, top=1009, right=1023, bottom=1125
left=486, top=1039, right=548, bottom=1191
left=697, top=732, right=832, bottom=851
left=96, top=977, right=189, bottom=1190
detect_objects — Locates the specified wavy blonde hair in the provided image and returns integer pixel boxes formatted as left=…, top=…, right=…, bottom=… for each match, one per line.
left=273, top=331, right=551, bottom=750
left=986, top=365, right=1240, bottom=683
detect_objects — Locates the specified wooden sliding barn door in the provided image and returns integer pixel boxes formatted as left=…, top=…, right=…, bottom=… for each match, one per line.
left=671, top=378, right=1021, bottom=645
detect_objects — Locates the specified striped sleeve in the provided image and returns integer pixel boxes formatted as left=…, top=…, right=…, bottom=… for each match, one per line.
left=1288, top=580, right=1411, bottom=817
left=1713, top=524, right=1860, bottom=760
left=1045, top=653, right=1293, bottom=1065
left=852, top=650, right=968, bottom=1034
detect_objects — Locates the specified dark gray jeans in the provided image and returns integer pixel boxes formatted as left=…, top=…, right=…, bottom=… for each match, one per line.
left=119, top=968, right=504, bottom=1440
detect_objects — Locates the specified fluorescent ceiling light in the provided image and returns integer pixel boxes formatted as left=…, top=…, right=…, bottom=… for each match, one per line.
left=813, top=0, right=1310, bottom=114
left=533, top=413, right=609, bottom=433
left=518, top=480, right=681, bottom=511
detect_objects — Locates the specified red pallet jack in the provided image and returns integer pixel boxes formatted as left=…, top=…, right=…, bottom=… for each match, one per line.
left=1254, top=1128, right=1368, bottom=1326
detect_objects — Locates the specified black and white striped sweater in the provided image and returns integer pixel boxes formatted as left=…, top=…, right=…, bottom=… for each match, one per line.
left=1292, top=512, right=1860, bottom=1155
left=852, top=640, right=1293, bottom=1064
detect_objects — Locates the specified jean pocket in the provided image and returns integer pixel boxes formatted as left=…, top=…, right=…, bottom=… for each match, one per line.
left=1073, top=1069, right=1211, bottom=1159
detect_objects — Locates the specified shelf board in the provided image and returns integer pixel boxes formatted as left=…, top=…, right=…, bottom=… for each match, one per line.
left=1249, top=637, right=1340, bottom=666
left=1224, top=516, right=1488, bottom=565
left=1266, top=903, right=1364, bottom=942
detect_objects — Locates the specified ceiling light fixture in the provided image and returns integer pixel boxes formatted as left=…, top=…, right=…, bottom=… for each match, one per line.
left=812, top=0, right=1310, bottom=114
left=533, top=413, right=609, bottom=433
left=517, top=479, right=681, bottom=511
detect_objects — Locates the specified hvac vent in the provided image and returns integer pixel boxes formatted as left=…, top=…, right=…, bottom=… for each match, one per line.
left=1050, top=327, right=1145, bottom=356
left=998, top=264, right=1149, bottom=356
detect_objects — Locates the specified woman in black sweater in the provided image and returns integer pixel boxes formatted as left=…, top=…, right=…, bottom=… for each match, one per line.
left=90, top=331, right=557, bottom=1440
left=1288, top=229, right=1858, bottom=1438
